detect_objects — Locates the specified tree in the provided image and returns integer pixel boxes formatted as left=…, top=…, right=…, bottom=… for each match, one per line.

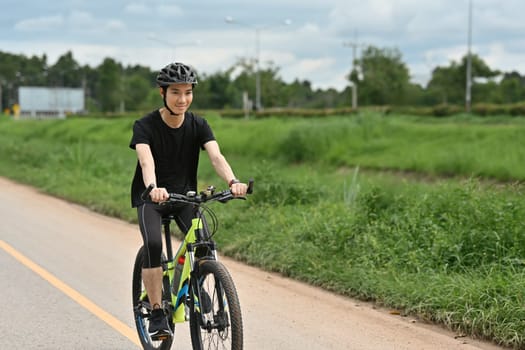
left=20, top=54, right=48, bottom=86
left=259, top=61, right=286, bottom=108
left=426, top=64, right=461, bottom=104
left=229, top=58, right=288, bottom=109
left=498, top=72, right=525, bottom=104
left=354, top=46, right=411, bottom=106
left=124, top=73, right=152, bottom=111
left=427, top=54, right=499, bottom=105
left=0, top=52, right=49, bottom=108
left=231, top=58, right=257, bottom=109
left=194, top=68, right=237, bottom=109
left=47, top=51, right=82, bottom=87
left=1, top=48, right=522, bottom=113
left=282, top=79, right=314, bottom=107
left=96, top=58, right=121, bottom=112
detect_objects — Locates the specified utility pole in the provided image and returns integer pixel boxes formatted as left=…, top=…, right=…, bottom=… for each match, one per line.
left=225, top=16, right=291, bottom=111
left=465, top=0, right=473, bottom=113
left=343, top=30, right=360, bottom=110
left=255, top=27, right=262, bottom=111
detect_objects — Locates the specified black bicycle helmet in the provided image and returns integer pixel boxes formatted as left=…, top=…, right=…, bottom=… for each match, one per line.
left=156, top=62, right=198, bottom=115
left=156, top=62, right=198, bottom=87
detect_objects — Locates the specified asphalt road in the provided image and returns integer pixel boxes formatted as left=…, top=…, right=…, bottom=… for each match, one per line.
left=0, top=176, right=506, bottom=350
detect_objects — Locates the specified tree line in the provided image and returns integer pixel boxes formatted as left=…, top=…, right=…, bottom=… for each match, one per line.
left=0, top=48, right=524, bottom=113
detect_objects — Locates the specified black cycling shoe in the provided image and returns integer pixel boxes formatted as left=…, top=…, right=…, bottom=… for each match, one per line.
left=148, top=308, right=172, bottom=340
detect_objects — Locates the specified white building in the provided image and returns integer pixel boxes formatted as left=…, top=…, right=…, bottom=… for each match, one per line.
left=18, top=86, right=85, bottom=118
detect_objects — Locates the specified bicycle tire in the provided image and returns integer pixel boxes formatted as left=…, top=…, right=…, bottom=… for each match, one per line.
left=132, top=246, right=174, bottom=350
left=189, top=259, right=243, bottom=350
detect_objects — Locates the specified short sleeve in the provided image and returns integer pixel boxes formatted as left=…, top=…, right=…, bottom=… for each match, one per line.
left=198, top=118, right=215, bottom=149
left=129, top=120, right=150, bottom=149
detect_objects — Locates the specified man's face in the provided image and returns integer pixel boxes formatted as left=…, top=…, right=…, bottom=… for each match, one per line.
left=161, top=83, right=193, bottom=115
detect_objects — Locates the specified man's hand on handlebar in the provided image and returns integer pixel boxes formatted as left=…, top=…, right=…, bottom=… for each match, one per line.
left=230, top=182, right=248, bottom=197
left=141, top=179, right=253, bottom=204
left=149, top=186, right=169, bottom=203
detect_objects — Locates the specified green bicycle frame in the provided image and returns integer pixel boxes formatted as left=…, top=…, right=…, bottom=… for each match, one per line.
left=170, top=217, right=203, bottom=323
left=138, top=217, right=202, bottom=323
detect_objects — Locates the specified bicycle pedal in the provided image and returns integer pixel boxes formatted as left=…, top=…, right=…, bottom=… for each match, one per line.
left=151, top=334, right=170, bottom=341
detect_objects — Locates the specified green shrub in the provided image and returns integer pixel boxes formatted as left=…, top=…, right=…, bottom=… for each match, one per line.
left=508, top=103, right=525, bottom=116
left=472, top=103, right=509, bottom=116
left=349, top=181, right=525, bottom=272
left=219, top=107, right=356, bottom=119
left=432, top=104, right=463, bottom=117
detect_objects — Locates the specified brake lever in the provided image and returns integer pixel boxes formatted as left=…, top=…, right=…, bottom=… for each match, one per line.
left=141, top=183, right=155, bottom=201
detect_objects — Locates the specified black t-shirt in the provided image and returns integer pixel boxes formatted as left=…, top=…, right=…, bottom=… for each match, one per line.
left=129, top=110, right=215, bottom=207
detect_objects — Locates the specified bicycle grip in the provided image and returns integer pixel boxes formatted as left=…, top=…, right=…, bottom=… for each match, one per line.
left=247, top=179, right=254, bottom=194
left=141, top=183, right=155, bottom=201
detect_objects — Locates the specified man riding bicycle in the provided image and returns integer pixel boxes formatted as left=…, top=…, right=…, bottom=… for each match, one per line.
left=129, top=62, right=248, bottom=340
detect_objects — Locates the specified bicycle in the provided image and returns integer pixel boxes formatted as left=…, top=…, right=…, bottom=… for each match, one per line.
left=132, top=180, right=253, bottom=350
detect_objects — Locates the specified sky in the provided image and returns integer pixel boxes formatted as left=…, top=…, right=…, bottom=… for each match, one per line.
left=1, top=0, right=524, bottom=91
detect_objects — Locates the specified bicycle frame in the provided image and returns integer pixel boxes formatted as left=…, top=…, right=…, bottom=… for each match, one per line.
left=134, top=181, right=252, bottom=349
left=138, top=212, right=220, bottom=324
left=138, top=181, right=252, bottom=324
left=165, top=212, right=218, bottom=324
left=170, top=216, right=201, bottom=323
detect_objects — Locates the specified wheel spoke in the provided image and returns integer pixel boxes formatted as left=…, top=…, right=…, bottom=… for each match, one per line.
left=189, top=260, right=243, bottom=350
left=132, top=247, right=174, bottom=350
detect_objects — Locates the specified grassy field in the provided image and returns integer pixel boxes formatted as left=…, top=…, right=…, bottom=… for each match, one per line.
left=1, top=112, right=524, bottom=348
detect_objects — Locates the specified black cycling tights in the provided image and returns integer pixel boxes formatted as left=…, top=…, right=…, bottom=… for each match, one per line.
left=137, top=202, right=194, bottom=269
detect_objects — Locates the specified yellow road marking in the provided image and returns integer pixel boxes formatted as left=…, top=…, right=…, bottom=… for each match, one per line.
left=0, top=240, right=141, bottom=347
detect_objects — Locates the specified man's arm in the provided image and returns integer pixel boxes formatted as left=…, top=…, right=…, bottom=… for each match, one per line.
left=204, top=140, right=247, bottom=196
left=135, top=143, right=168, bottom=202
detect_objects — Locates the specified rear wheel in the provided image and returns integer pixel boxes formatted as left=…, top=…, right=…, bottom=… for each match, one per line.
left=132, top=246, right=174, bottom=350
left=189, top=260, right=243, bottom=350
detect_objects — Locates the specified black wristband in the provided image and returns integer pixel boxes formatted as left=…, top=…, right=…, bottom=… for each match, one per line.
left=229, top=178, right=240, bottom=187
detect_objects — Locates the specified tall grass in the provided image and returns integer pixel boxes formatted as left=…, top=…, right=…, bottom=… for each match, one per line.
left=268, top=113, right=525, bottom=181
left=191, top=112, right=525, bottom=181
left=1, top=113, right=525, bottom=347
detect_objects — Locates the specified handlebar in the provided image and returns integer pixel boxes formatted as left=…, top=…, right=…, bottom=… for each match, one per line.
left=141, top=179, right=254, bottom=204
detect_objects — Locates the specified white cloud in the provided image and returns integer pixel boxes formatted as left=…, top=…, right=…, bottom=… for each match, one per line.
left=423, top=45, right=470, bottom=67
left=297, top=22, right=321, bottom=34
left=4, top=0, right=525, bottom=91
left=14, top=15, right=64, bottom=31
left=328, top=0, right=418, bottom=34
left=156, top=5, right=183, bottom=17
left=124, top=2, right=182, bottom=17
left=483, top=42, right=525, bottom=74
left=284, top=57, right=348, bottom=90
left=293, top=58, right=335, bottom=76
left=104, top=19, right=126, bottom=31
left=68, top=11, right=94, bottom=25
left=124, top=3, right=149, bottom=15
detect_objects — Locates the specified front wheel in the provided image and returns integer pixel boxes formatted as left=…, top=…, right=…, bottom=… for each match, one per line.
left=132, top=246, right=174, bottom=350
left=189, top=260, right=243, bottom=350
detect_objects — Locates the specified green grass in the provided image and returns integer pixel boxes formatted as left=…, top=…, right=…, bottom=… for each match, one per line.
left=269, top=113, right=525, bottom=181
left=1, top=113, right=525, bottom=348
left=188, top=112, right=525, bottom=182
